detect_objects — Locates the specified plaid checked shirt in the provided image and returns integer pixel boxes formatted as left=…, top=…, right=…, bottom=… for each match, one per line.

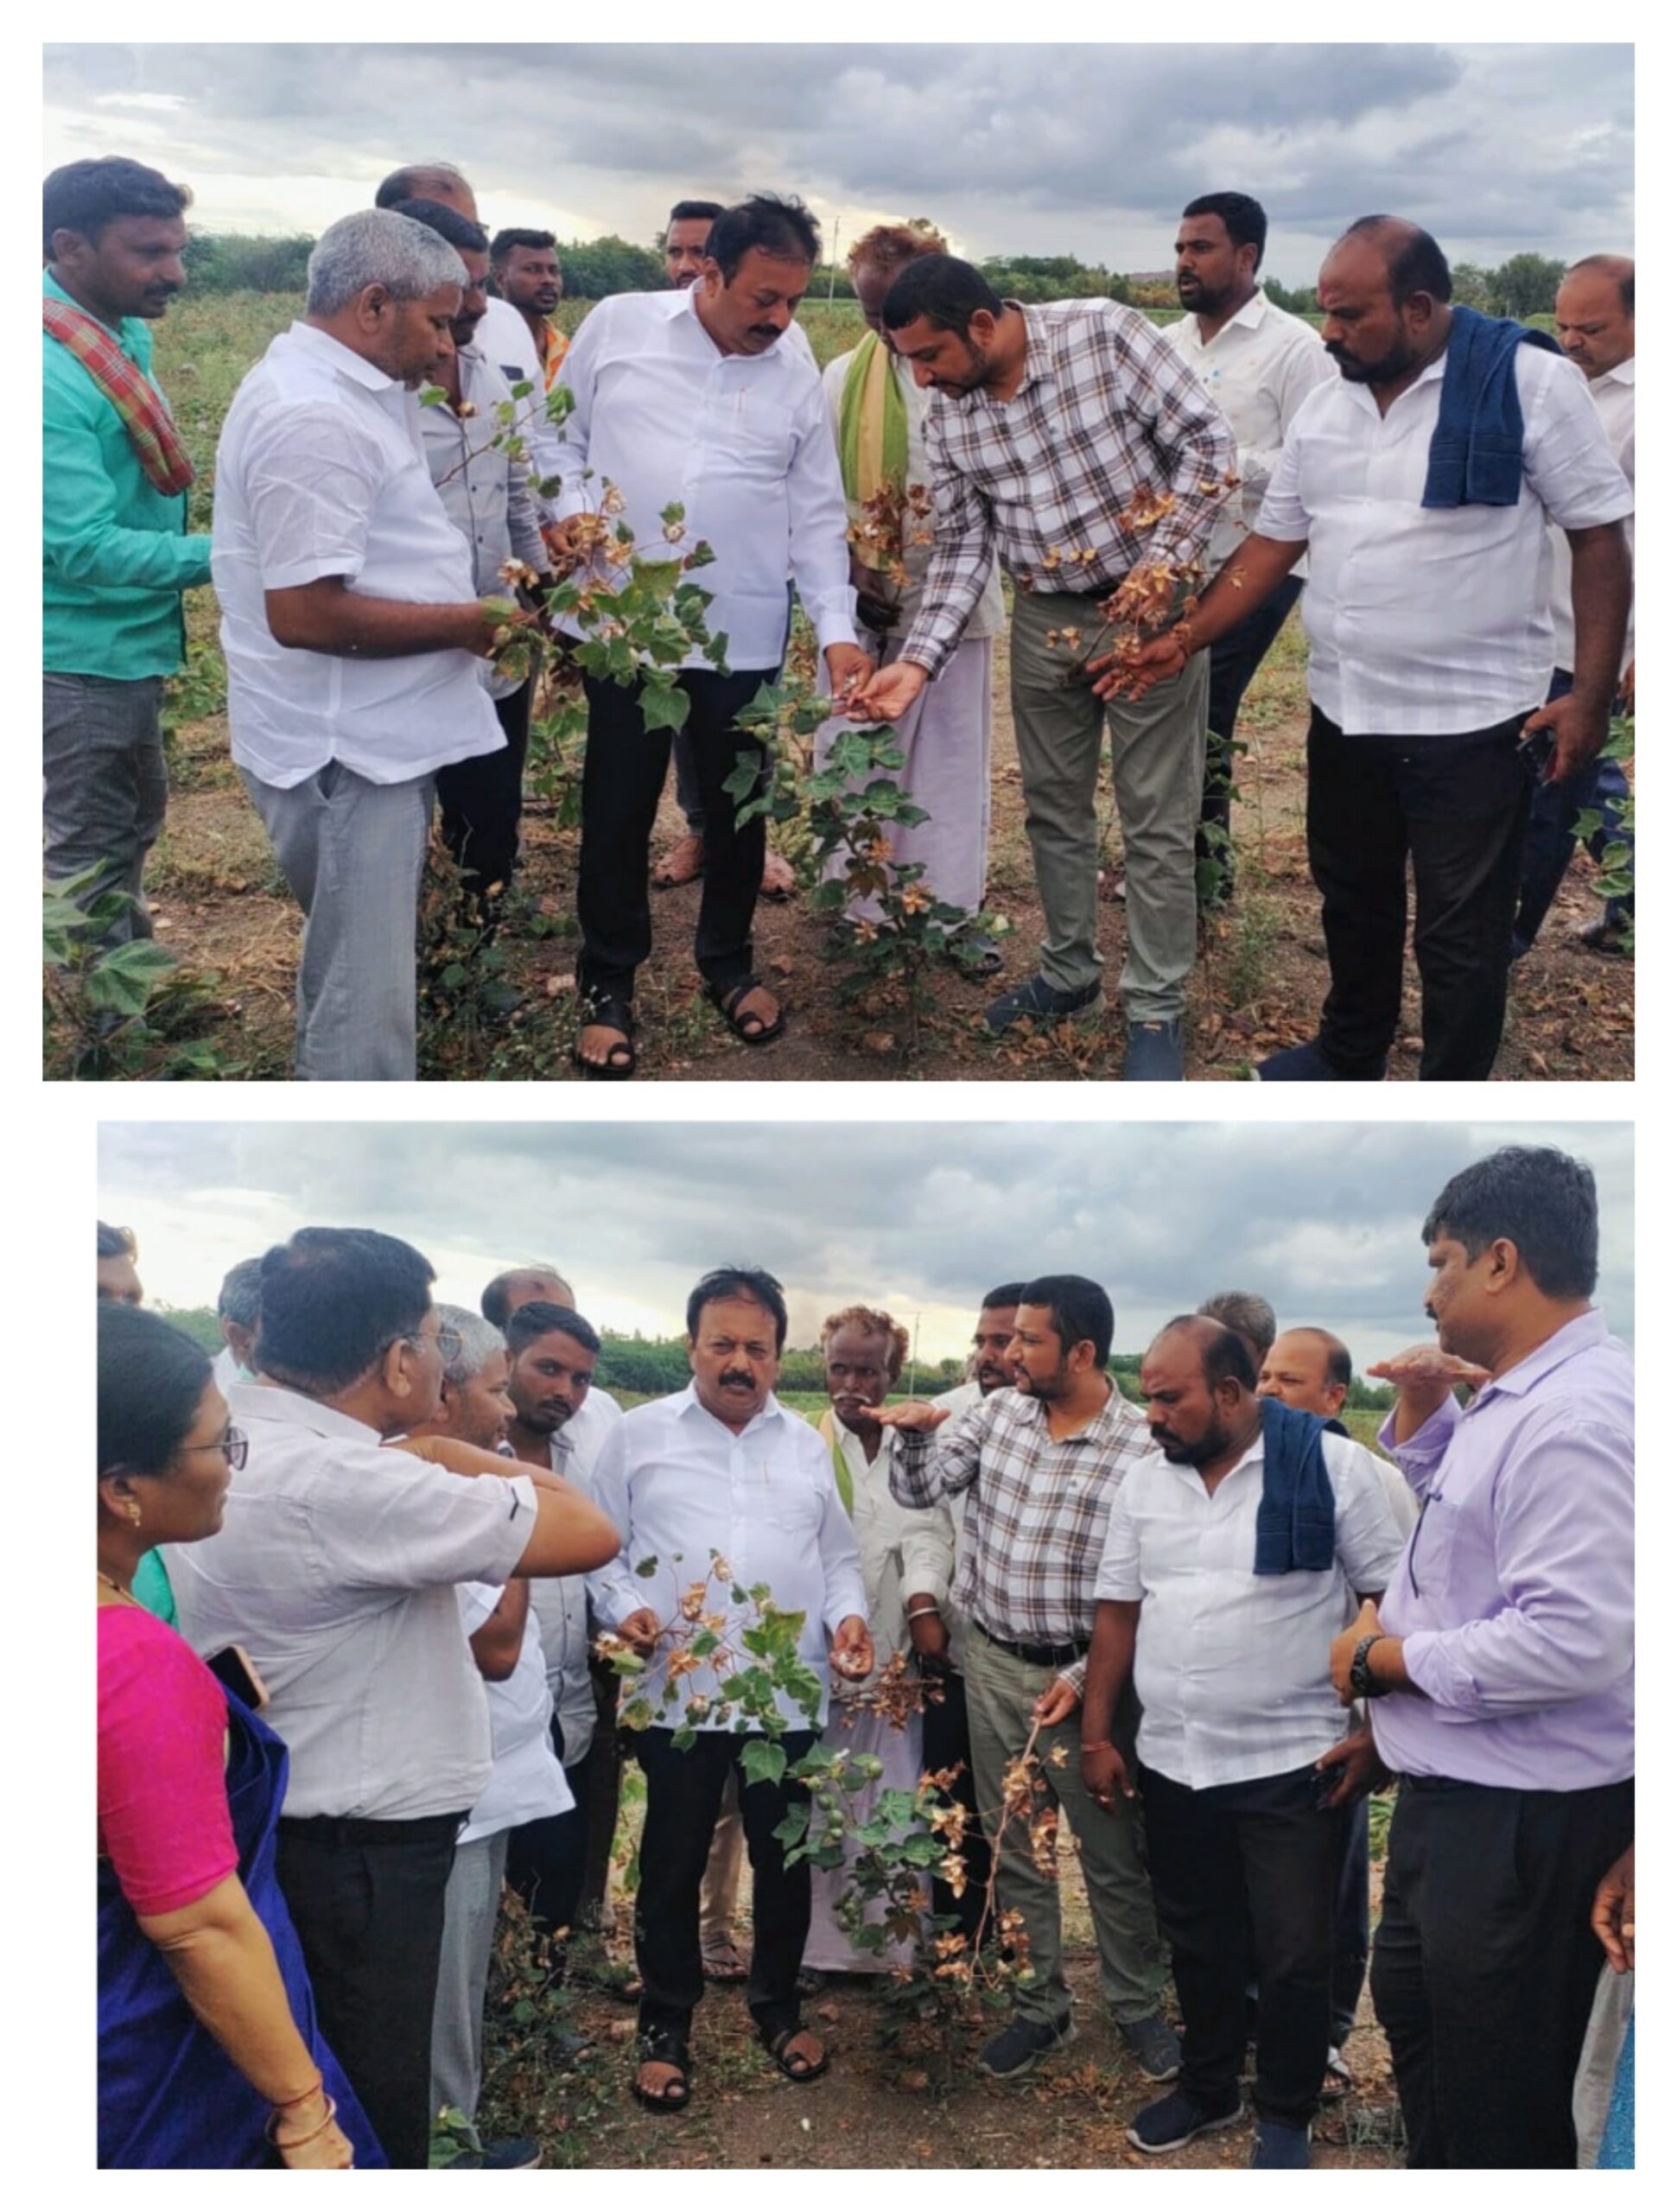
left=890, top=1382, right=1153, bottom=1690
left=899, top=300, right=1237, bottom=680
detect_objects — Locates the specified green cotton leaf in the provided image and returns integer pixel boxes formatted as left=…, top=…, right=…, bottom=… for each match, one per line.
left=721, top=760, right=761, bottom=803
left=545, top=385, right=575, bottom=423
left=609, top=1649, right=646, bottom=1675
left=671, top=1726, right=698, bottom=1752
left=660, top=500, right=686, bottom=527
left=632, top=559, right=684, bottom=599
left=689, top=1630, right=721, bottom=1659
left=638, top=683, right=691, bottom=735
left=772, top=1806, right=812, bottom=1851
left=634, top=1555, right=659, bottom=1578
left=740, top=1738, right=788, bottom=1789
left=683, top=539, right=717, bottom=570
left=42, top=894, right=86, bottom=967
left=619, top=1696, right=654, bottom=1732
left=838, top=1762, right=873, bottom=1794
left=1572, top=809, right=1604, bottom=843
left=82, top=938, right=178, bottom=1018
left=417, top=384, right=448, bottom=408
left=509, top=378, right=535, bottom=399
left=703, top=631, right=730, bottom=671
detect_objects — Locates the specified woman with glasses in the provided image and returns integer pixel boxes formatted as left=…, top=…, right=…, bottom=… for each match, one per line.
left=97, top=1301, right=384, bottom=2168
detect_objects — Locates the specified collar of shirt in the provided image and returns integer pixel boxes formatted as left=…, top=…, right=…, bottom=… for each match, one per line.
left=1177, top=287, right=1274, bottom=353
left=1015, top=1379, right=1134, bottom=1450
left=672, top=1378, right=792, bottom=1446
left=1598, top=356, right=1635, bottom=391
left=280, top=317, right=405, bottom=397
left=1464, top=1308, right=1610, bottom=1408
left=227, top=1379, right=383, bottom=1447
left=1337, top=345, right=1446, bottom=424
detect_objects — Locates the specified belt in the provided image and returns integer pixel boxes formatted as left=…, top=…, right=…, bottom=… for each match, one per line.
left=974, top=1620, right=1088, bottom=1669
left=277, top=1810, right=466, bottom=1847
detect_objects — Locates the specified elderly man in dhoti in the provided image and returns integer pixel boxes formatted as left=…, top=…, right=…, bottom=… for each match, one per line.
left=804, top=1305, right=929, bottom=1974
left=816, top=225, right=1004, bottom=967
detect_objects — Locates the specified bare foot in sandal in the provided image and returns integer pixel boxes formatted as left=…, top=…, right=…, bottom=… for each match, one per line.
left=652, top=831, right=704, bottom=889
left=760, top=848, right=797, bottom=899
left=764, top=2025, right=829, bottom=2081
left=634, top=2058, right=690, bottom=2110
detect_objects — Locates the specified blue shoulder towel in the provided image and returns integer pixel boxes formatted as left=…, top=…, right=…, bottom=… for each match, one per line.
left=1422, top=304, right=1561, bottom=511
left=1254, top=1395, right=1337, bottom=1575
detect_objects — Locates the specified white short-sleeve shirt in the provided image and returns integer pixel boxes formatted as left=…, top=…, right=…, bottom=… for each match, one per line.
left=167, top=1383, right=537, bottom=1820
left=456, top=1583, right=574, bottom=1845
left=213, top=321, right=503, bottom=789
left=1255, top=340, right=1633, bottom=733
left=1095, top=1427, right=1407, bottom=1790
left=525, top=1388, right=624, bottom=1768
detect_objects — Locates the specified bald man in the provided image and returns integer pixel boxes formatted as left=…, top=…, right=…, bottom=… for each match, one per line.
left=1514, top=253, right=1635, bottom=957
left=1104, top=215, right=1632, bottom=1084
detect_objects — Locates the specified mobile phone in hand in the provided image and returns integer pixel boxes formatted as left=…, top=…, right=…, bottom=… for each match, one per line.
left=206, top=1642, right=270, bottom=1713
left=1517, top=726, right=1557, bottom=779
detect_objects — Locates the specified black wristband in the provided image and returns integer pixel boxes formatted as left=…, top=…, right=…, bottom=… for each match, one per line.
left=1348, top=1632, right=1392, bottom=1700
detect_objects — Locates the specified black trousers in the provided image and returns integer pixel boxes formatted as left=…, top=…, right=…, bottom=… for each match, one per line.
left=1370, top=1774, right=1634, bottom=2169
left=503, top=1718, right=590, bottom=1939
left=1199, top=575, right=1304, bottom=889
left=275, top=1812, right=463, bottom=2170
left=1329, top=1792, right=1371, bottom=2048
left=1305, top=706, right=1535, bottom=1080
left=435, top=678, right=532, bottom=903
left=577, top=665, right=772, bottom=1001
left=1140, top=1762, right=1344, bottom=2130
left=632, top=1726, right=816, bottom=2045
left=918, top=1661, right=993, bottom=1942
left=577, top=1660, right=624, bottom=1928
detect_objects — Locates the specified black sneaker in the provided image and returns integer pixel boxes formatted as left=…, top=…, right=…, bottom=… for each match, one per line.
left=977, top=2012, right=1076, bottom=2080
left=1126, top=2087, right=1242, bottom=2154
left=1118, top=2011, right=1182, bottom=2081
left=982, top=975, right=1102, bottom=1034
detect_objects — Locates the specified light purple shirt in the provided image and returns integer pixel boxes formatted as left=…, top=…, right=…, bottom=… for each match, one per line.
left=1371, top=1311, right=1632, bottom=1791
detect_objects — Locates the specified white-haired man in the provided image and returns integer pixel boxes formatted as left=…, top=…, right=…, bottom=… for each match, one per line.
left=212, top=1256, right=264, bottom=1389
left=213, top=208, right=518, bottom=1081
left=407, top=1306, right=569, bottom=2170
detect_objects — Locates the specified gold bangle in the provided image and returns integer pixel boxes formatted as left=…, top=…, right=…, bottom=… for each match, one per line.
left=267, top=2093, right=337, bottom=2150
left=270, top=2075, right=325, bottom=2112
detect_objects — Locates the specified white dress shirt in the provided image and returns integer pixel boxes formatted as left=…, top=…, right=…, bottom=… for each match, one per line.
left=1165, top=290, right=1335, bottom=567
left=1255, top=342, right=1634, bottom=734
left=167, top=1384, right=537, bottom=1820
left=524, top=1388, right=624, bottom=1769
left=456, top=1583, right=574, bottom=1846
left=211, top=1344, right=245, bottom=1393
left=1549, top=354, right=1634, bottom=676
left=819, top=346, right=1004, bottom=639
left=1095, top=1427, right=1407, bottom=1791
left=553, top=287, right=857, bottom=671
left=479, top=296, right=563, bottom=518
left=213, top=321, right=503, bottom=789
left=588, top=1383, right=867, bottom=1732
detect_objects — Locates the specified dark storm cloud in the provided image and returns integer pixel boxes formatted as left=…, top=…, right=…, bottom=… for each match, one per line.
left=44, top=42, right=1633, bottom=274
left=97, top=1122, right=1633, bottom=1368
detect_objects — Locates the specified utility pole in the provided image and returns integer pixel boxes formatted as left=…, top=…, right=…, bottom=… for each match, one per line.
left=829, top=217, right=842, bottom=302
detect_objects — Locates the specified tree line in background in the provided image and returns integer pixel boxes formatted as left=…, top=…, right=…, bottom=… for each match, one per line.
left=155, top=1307, right=1396, bottom=1406
left=179, top=228, right=1572, bottom=318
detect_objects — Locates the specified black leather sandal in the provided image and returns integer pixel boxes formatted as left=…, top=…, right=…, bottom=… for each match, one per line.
left=707, top=975, right=786, bottom=1046
left=760, top=2024, right=829, bottom=2083
left=573, top=992, right=638, bottom=1080
left=632, top=2030, right=693, bottom=2113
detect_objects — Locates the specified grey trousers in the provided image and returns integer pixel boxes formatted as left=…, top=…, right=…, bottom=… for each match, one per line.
left=1009, top=587, right=1208, bottom=1018
left=241, top=760, right=433, bottom=1083
left=42, top=671, right=167, bottom=944
left=963, top=1624, right=1166, bottom=2027
left=429, top=1828, right=510, bottom=2134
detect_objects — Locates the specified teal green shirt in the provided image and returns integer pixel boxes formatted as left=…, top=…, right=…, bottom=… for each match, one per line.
left=131, top=1548, right=177, bottom=1626
left=41, top=270, right=213, bottom=679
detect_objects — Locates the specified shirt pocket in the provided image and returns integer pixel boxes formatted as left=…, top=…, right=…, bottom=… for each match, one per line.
left=755, top=1465, right=823, bottom=1541
left=704, top=394, right=795, bottom=482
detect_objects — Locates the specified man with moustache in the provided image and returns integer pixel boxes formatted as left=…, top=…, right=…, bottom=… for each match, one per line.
left=44, top=157, right=212, bottom=944
left=852, top=256, right=1236, bottom=1078
left=554, top=194, right=869, bottom=1076
left=651, top=195, right=800, bottom=906
left=406, top=1308, right=566, bottom=2169
left=401, top=199, right=551, bottom=918
left=1084, top=1315, right=1405, bottom=2167
left=213, top=208, right=518, bottom=1082
left=881, top=1276, right=1175, bottom=2083
left=900, top=1282, right=1026, bottom=1937
left=489, top=229, right=569, bottom=390
left=1105, top=217, right=1632, bottom=1083
left=1331, top=1147, right=1633, bottom=2168
left=1165, top=194, right=1333, bottom=905
left=499, top=1301, right=622, bottom=1948
left=588, top=1268, right=871, bottom=2110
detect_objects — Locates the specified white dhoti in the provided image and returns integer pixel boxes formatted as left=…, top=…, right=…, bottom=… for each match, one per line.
left=801, top=1704, right=926, bottom=1974
left=815, top=633, right=994, bottom=922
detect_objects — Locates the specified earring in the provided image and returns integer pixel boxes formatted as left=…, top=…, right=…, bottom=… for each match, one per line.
left=128, top=1504, right=143, bottom=1531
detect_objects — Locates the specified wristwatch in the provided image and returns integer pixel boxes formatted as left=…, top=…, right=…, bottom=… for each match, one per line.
left=1349, top=1633, right=1391, bottom=1700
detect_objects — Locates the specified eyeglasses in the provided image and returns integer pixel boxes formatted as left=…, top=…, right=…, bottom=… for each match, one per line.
left=181, top=1425, right=248, bottom=1471
left=385, top=1326, right=463, bottom=1365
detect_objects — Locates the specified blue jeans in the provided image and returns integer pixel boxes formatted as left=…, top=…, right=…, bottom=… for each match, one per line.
left=1513, top=668, right=1633, bottom=949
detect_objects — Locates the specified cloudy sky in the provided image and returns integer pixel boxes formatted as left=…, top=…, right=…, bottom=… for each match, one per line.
left=97, top=1120, right=1632, bottom=1374
left=43, top=41, right=1634, bottom=281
